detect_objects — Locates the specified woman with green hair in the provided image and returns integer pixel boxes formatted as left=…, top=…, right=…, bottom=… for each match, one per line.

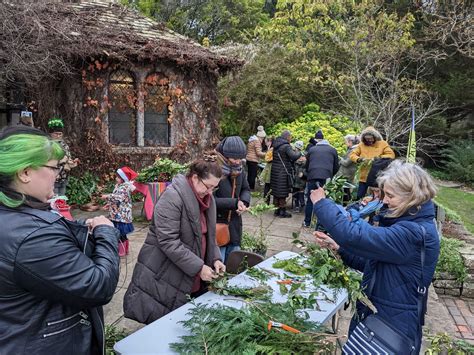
left=0, top=126, right=120, bottom=354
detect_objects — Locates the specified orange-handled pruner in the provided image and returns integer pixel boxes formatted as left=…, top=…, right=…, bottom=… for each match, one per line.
left=267, top=320, right=301, bottom=334
left=276, top=279, right=293, bottom=285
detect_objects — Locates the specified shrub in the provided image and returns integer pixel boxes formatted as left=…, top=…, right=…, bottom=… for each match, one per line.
left=441, top=140, right=474, bottom=184
left=435, top=237, right=467, bottom=283
left=105, top=325, right=128, bottom=355
left=268, top=104, right=360, bottom=155
left=67, top=172, right=99, bottom=205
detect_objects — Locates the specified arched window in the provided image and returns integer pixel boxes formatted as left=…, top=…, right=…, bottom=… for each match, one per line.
left=144, top=72, right=170, bottom=146
left=108, top=70, right=136, bottom=145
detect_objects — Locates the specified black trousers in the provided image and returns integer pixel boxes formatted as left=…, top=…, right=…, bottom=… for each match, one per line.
left=246, top=161, right=259, bottom=190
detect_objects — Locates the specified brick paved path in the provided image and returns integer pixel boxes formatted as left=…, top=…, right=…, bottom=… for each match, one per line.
left=441, top=296, right=474, bottom=344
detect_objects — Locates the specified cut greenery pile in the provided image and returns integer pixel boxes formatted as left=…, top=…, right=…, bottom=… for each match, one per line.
left=170, top=301, right=336, bottom=354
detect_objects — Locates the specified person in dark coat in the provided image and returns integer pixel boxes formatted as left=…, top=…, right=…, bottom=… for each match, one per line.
left=303, top=130, right=339, bottom=227
left=214, top=136, right=251, bottom=262
left=0, top=126, right=120, bottom=355
left=270, top=130, right=301, bottom=218
left=124, top=159, right=225, bottom=324
left=310, top=160, right=440, bottom=353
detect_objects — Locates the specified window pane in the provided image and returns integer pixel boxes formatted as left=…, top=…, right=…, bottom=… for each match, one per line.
left=109, top=71, right=135, bottom=145
left=144, top=73, right=170, bottom=146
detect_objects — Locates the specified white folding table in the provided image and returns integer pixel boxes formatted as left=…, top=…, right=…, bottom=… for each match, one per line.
left=114, top=250, right=348, bottom=354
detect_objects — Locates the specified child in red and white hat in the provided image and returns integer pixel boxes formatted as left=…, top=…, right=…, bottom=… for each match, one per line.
left=101, top=166, right=138, bottom=256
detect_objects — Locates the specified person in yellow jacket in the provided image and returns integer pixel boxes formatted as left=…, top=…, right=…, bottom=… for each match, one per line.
left=350, top=126, right=395, bottom=199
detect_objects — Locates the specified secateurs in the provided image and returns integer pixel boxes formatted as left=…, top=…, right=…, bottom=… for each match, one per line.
left=267, top=320, right=301, bottom=334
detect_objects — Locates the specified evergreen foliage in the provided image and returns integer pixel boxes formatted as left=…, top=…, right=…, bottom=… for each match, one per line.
left=170, top=301, right=335, bottom=354
left=440, top=140, right=474, bottom=184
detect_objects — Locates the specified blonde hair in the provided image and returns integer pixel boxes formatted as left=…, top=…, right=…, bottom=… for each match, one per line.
left=377, top=160, right=437, bottom=218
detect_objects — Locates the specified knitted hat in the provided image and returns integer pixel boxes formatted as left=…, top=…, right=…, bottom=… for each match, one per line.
left=294, top=140, right=304, bottom=150
left=217, top=136, right=247, bottom=159
left=281, top=130, right=291, bottom=141
left=256, top=125, right=266, bottom=138
left=47, top=117, right=64, bottom=132
left=117, top=166, right=138, bottom=182
left=315, top=130, right=324, bottom=140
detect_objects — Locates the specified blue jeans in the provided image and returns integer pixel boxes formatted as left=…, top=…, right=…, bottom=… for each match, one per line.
left=304, top=179, right=327, bottom=225
left=220, top=244, right=240, bottom=264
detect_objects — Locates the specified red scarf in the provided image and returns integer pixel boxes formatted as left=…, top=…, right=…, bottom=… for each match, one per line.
left=187, top=177, right=211, bottom=293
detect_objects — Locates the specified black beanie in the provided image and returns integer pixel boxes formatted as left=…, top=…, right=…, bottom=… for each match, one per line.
left=315, top=130, right=324, bottom=140
left=217, top=136, right=247, bottom=159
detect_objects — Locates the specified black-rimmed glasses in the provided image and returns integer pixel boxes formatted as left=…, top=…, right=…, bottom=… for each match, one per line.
left=199, top=177, right=219, bottom=192
left=42, top=163, right=65, bottom=176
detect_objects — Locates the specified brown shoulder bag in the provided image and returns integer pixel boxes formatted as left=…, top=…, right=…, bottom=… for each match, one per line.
left=215, top=177, right=236, bottom=247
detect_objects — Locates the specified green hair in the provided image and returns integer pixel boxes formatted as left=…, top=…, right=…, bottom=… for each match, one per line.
left=47, top=117, right=64, bottom=129
left=0, top=134, right=65, bottom=207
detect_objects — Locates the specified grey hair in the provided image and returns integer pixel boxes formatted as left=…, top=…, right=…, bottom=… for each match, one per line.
left=344, top=134, right=359, bottom=144
left=377, top=160, right=437, bottom=218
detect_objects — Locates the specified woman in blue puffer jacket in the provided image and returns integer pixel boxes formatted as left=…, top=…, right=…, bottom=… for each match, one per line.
left=310, top=160, right=440, bottom=354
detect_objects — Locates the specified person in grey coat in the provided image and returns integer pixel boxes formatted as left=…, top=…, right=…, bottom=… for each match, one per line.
left=337, top=134, right=359, bottom=203
left=123, top=159, right=225, bottom=324
left=214, top=136, right=251, bottom=263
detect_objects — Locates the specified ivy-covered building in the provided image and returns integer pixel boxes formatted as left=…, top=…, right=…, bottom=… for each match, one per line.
left=0, top=1, right=241, bottom=171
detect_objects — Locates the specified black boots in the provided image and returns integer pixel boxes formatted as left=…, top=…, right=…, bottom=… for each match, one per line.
left=279, top=208, right=292, bottom=218
left=273, top=207, right=292, bottom=218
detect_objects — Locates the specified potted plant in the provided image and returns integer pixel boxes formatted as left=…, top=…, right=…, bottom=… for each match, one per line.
left=135, top=158, right=188, bottom=183
left=241, top=202, right=276, bottom=256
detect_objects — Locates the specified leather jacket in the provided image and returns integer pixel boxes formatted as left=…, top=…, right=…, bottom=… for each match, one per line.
left=0, top=205, right=120, bottom=354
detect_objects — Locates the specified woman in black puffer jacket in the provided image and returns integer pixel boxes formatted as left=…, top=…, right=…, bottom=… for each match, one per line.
left=270, top=130, right=301, bottom=218
left=0, top=126, right=120, bottom=355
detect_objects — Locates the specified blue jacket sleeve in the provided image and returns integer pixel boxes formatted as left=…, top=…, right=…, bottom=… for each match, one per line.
left=339, top=247, right=367, bottom=272
left=314, top=199, right=419, bottom=264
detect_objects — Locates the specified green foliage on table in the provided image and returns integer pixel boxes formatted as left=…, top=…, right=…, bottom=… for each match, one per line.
left=135, top=158, right=187, bottom=183
left=268, top=104, right=359, bottom=155
left=245, top=267, right=274, bottom=282
left=209, top=274, right=272, bottom=301
left=425, top=332, right=474, bottom=354
left=291, top=234, right=373, bottom=313
left=170, top=301, right=335, bottom=354
left=272, top=258, right=309, bottom=276
left=435, top=238, right=467, bottom=283
left=105, top=325, right=128, bottom=355
left=67, top=172, right=99, bottom=205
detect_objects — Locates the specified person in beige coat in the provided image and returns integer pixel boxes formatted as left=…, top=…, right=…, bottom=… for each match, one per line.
left=350, top=126, right=395, bottom=199
left=123, top=159, right=225, bottom=324
left=246, top=125, right=266, bottom=190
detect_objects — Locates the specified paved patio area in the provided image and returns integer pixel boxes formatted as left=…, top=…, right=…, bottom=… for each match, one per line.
left=73, top=195, right=469, bottom=350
